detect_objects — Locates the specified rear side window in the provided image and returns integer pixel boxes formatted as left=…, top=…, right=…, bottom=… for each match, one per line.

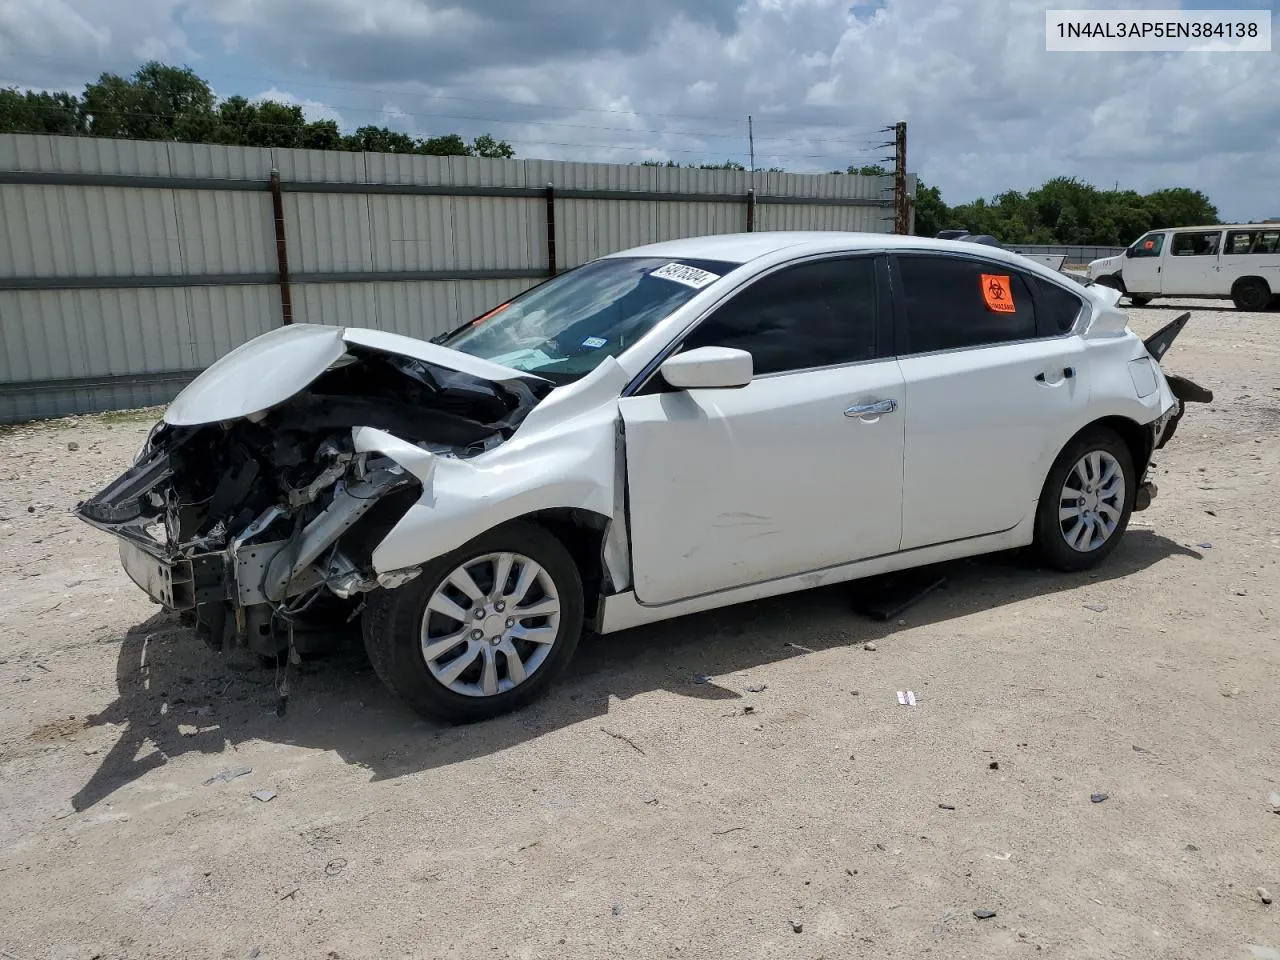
left=679, top=256, right=878, bottom=375
left=1226, top=229, right=1280, bottom=254
left=897, top=255, right=1037, bottom=354
left=1031, top=276, right=1086, bottom=334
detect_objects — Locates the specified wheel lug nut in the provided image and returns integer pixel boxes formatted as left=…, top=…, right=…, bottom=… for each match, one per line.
left=490, top=636, right=502, bottom=645
left=473, top=608, right=484, bottom=619
left=506, top=617, right=515, bottom=628
left=495, top=601, right=505, bottom=612
left=471, top=629, right=483, bottom=641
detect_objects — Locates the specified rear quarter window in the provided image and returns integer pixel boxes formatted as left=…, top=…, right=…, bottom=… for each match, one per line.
left=1031, top=276, right=1086, bottom=334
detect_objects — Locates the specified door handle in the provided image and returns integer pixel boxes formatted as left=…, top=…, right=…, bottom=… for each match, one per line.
left=845, top=398, right=897, bottom=418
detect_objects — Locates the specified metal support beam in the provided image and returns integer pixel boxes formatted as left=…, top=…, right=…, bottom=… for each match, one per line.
left=746, top=188, right=756, bottom=232
left=268, top=170, right=293, bottom=325
left=545, top=183, right=558, bottom=277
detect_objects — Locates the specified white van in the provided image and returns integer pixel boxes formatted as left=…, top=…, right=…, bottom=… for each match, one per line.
left=1086, top=224, right=1280, bottom=310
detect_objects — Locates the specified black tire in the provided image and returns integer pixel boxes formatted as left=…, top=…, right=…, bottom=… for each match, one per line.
left=362, top=520, right=584, bottom=723
left=1232, top=278, right=1271, bottom=311
left=1032, top=427, right=1136, bottom=572
left=1127, top=294, right=1152, bottom=307
left=1094, top=275, right=1122, bottom=292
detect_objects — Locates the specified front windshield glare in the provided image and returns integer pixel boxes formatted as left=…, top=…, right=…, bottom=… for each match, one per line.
left=441, top=256, right=736, bottom=382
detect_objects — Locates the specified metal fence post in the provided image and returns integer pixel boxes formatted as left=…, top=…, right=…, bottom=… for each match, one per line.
left=545, top=183, right=558, bottom=277
left=268, top=169, right=293, bottom=325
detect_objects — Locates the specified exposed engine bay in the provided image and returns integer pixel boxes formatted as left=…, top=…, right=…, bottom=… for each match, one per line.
left=75, top=339, right=551, bottom=657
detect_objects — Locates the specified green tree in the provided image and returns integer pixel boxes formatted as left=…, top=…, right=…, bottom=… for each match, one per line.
left=1143, top=187, right=1218, bottom=229
left=344, top=125, right=417, bottom=153
left=470, top=134, right=515, bottom=159
left=911, top=180, right=950, bottom=237
left=0, top=89, right=85, bottom=135
left=300, top=119, right=343, bottom=151
left=417, top=133, right=471, bottom=156
left=83, top=62, right=216, bottom=141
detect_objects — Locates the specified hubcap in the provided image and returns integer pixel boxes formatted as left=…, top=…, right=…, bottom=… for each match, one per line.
left=1059, top=450, right=1125, bottom=552
left=420, top=552, right=560, bottom=698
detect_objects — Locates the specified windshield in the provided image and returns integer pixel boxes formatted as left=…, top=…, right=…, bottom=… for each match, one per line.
left=440, top=256, right=737, bottom=383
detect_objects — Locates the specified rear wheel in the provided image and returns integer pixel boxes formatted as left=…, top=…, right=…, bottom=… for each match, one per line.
left=363, top=520, right=584, bottom=723
left=1127, top=294, right=1152, bottom=306
left=1232, top=278, right=1271, bottom=311
left=1033, top=427, right=1135, bottom=572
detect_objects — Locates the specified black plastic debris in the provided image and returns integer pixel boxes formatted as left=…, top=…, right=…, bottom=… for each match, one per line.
left=1090, top=792, right=1109, bottom=804
left=850, top=568, right=947, bottom=622
left=973, top=909, right=996, bottom=920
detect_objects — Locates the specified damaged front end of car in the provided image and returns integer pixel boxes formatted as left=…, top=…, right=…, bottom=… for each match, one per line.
left=75, top=324, right=553, bottom=657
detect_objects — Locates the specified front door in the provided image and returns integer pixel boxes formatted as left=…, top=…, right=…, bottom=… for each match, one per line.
left=890, top=254, right=1091, bottom=550
left=619, top=255, right=905, bottom=605
left=1123, top=231, right=1165, bottom=294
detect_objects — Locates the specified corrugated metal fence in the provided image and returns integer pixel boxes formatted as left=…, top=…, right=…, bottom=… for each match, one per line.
left=0, top=134, right=914, bottom=423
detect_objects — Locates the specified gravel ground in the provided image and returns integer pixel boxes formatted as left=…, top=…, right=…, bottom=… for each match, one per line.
left=1, top=300, right=1278, bottom=960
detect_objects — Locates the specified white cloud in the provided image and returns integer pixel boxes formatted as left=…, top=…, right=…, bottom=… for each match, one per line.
left=252, top=86, right=346, bottom=127
left=0, top=0, right=1274, bottom=219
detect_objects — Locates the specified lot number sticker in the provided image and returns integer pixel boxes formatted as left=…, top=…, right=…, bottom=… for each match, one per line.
left=980, top=274, right=1016, bottom=313
left=651, top=262, right=720, bottom=289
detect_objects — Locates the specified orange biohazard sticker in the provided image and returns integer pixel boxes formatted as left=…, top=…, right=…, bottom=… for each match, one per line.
left=980, top=274, right=1016, bottom=313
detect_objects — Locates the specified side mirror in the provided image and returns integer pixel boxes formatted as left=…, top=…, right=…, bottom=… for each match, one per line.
left=660, top=346, right=753, bottom=390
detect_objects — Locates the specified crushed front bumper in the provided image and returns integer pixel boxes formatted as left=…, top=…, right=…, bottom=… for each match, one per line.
left=115, top=530, right=228, bottom=611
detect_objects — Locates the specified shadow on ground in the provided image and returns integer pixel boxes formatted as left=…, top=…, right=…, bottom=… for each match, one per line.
left=72, top=531, right=1201, bottom=810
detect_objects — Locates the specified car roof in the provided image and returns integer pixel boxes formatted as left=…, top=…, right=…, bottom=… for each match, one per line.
left=1157, top=223, right=1279, bottom=231
left=603, top=231, right=1066, bottom=276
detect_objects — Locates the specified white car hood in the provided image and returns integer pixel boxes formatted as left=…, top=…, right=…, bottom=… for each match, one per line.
left=164, top=323, right=549, bottom=426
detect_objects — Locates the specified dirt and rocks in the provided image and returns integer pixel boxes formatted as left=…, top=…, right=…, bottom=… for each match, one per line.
left=1, top=300, right=1278, bottom=959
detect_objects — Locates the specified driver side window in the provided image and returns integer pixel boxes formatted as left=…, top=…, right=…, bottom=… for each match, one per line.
left=1129, top=233, right=1164, bottom=258
left=677, top=256, right=878, bottom=376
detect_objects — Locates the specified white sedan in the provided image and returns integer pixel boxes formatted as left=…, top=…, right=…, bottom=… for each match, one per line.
left=77, top=232, right=1210, bottom=722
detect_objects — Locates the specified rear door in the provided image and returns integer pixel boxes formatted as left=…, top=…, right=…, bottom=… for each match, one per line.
left=1163, top=229, right=1225, bottom=295
left=890, top=254, right=1091, bottom=551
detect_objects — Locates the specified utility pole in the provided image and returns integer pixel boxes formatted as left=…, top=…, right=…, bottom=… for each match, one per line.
left=893, top=121, right=909, bottom=235
left=748, top=115, right=755, bottom=173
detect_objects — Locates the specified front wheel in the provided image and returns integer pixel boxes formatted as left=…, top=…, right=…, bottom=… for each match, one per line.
left=1032, top=427, right=1135, bottom=572
left=362, top=520, right=584, bottom=723
left=1127, top=294, right=1152, bottom=307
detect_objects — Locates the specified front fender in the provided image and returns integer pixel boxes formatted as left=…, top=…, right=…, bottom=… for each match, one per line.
left=360, top=409, right=620, bottom=575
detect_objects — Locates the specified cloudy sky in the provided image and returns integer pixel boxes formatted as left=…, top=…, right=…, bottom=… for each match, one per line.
left=1, top=0, right=1276, bottom=220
